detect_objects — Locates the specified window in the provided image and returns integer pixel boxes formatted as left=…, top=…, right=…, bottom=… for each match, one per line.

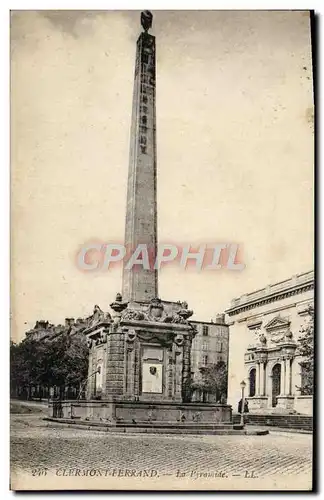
left=202, top=325, right=209, bottom=336
left=216, top=341, right=223, bottom=353
left=202, top=342, right=208, bottom=351
left=202, top=355, right=208, bottom=366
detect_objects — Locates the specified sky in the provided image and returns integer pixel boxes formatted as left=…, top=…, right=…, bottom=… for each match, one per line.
left=11, top=10, right=314, bottom=341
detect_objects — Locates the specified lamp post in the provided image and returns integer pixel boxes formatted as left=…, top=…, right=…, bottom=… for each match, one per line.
left=240, top=379, right=246, bottom=427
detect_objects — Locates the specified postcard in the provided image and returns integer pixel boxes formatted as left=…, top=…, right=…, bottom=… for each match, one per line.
left=10, top=9, right=314, bottom=491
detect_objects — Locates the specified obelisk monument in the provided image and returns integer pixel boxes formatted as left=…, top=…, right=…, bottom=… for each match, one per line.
left=122, top=10, right=158, bottom=303
left=50, top=12, right=234, bottom=432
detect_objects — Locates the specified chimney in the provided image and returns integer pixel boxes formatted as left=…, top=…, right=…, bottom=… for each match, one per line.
left=215, top=313, right=225, bottom=325
left=65, top=318, right=75, bottom=328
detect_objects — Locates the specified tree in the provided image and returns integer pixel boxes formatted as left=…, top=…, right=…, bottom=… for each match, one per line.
left=10, top=339, right=47, bottom=398
left=191, top=361, right=228, bottom=402
left=297, top=305, right=314, bottom=395
left=10, top=332, right=89, bottom=400
left=10, top=341, right=28, bottom=397
left=40, top=333, right=89, bottom=397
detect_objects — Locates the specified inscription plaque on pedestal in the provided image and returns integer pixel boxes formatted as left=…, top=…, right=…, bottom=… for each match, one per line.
left=141, top=346, right=163, bottom=394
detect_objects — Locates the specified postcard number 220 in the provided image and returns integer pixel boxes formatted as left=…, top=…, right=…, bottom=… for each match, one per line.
left=31, top=468, right=48, bottom=476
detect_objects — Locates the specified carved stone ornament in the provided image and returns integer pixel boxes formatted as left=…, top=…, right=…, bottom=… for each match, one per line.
left=95, top=331, right=107, bottom=345
left=176, top=301, right=194, bottom=321
left=252, top=326, right=261, bottom=338
left=122, top=308, right=147, bottom=321
left=110, top=293, right=128, bottom=314
left=177, top=411, right=186, bottom=422
left=192, top=411, right=202, bottom=422
left=258, top=333, right=267, bottom=346
left=126, top=329, right=137, bottom=342
left=269, top=330, right=286, bottom=344
left=121, top=298, right=194, bottom=325
left=174, top=334, right=184, bottom=346
left=141, top=10, right=153, bottom=32
left=88, top=304, right=112, bottom=328
left=122, top=298, right=163, bottom=323
left=148, top=298, right=164, bottom=320
left=284, top=329, right=294, bottom=341
left=164, top=301, right=193, bottom=325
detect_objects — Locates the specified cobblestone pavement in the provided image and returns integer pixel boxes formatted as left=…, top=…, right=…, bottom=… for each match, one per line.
left=10, top=414, right=312, bottom=482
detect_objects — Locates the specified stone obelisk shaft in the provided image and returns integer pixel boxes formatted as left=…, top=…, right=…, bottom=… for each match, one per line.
left=122, top=30, right=158, bottom=302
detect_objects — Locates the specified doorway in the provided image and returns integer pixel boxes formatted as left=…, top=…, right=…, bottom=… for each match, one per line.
left=272, top=363, right=281, bottom=407
left=249, top=368, right=256, bottom=397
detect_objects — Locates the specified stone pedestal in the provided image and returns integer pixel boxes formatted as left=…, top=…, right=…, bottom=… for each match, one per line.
left=50, top=294, right=235, bottom=433
left=50, top=400, right=232, bottom=426
left=84, top=296, right=196, bottom=405
left=276, top=395, right=295, bottom=411
left=246, top=396, right=269, bottom=412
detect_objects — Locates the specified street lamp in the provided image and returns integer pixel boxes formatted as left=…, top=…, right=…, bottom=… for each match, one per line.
left=240, top=379, right=246, bottom=427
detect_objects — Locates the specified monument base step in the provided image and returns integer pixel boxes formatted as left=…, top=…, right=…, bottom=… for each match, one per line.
left=49, top=399, right=234, bottom=425
left=43, top=417, right=269, bottom=436
left=233, top=413, right=312, bottom=431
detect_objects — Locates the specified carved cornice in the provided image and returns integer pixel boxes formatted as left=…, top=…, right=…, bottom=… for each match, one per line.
left=226, top=282, right=314, bottom=316
left=297, top=301, right=314, bottom=316
left=84, top=321, right=111, bottom=336
left=136, top=330, right=173, bottom=345
left=120, top=318, right=194, bottom=335
left=247, top=319, right=263, bottom=330
left=79, top=304, right=113, bottom=336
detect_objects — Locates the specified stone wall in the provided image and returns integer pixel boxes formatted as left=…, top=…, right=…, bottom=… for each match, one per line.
left=51, top=400, right=232, bottom=425
left=294, top=395, right=313, bottom=415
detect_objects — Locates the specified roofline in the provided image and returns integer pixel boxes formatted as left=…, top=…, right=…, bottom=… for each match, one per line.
left=226, top=270, right=314, bottom=316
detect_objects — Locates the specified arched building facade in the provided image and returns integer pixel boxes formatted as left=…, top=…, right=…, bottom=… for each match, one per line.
left=226, top=271, right=314, bottom=415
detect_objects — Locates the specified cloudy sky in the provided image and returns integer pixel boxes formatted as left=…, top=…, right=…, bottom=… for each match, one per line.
left=11, top=10, right=314, bottom=341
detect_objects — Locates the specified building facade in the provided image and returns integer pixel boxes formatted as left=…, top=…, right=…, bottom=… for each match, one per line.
left=190, top=315, right=229, bottom=402
left=226, top=271, right=314, bottom=415
left=24, top=318, right=78, bottom=342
